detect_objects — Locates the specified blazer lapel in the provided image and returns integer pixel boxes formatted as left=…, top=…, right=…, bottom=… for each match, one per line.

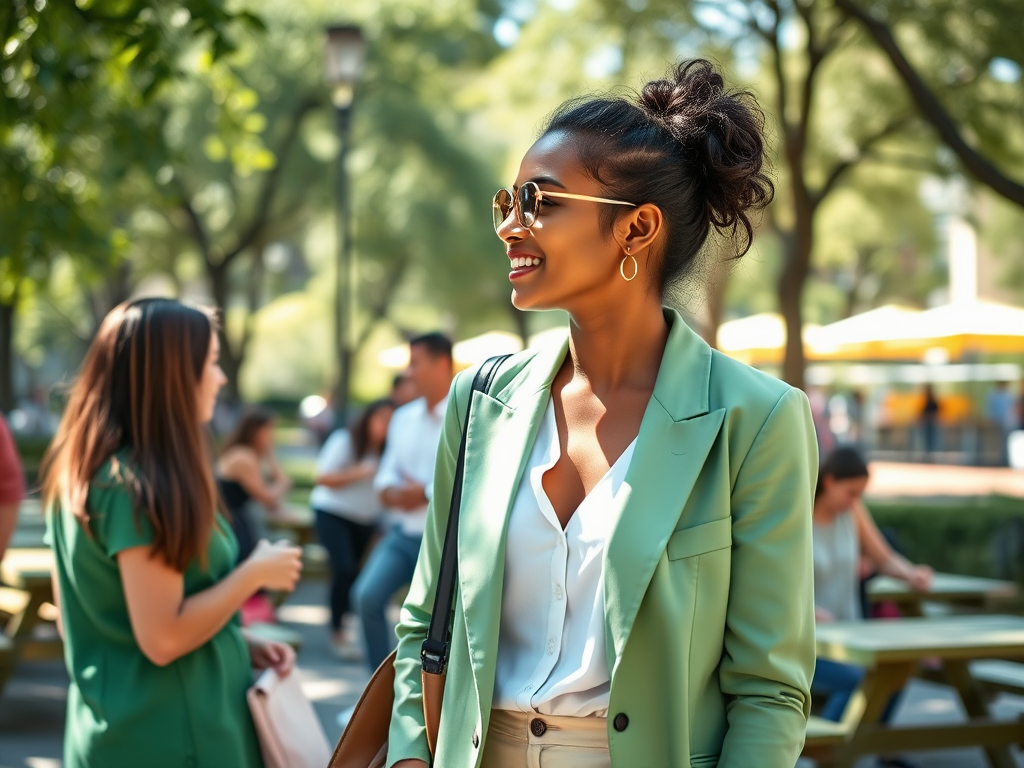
left=603, top=310, right=726, bottom=671
left=457, top=338, right=567, bottom=707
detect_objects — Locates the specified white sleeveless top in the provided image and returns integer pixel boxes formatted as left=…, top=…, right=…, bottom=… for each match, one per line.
left=493, top=399, right=637, bottom=717
left=812, top=510, right=861, bottom=621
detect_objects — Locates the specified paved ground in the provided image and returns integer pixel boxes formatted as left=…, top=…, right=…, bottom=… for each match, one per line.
left=2, top=576, right=1024, bottom=767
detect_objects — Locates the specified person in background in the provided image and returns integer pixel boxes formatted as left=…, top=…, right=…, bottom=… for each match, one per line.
left=351, top=332, right=454, bottom=670
left=809, top=386, right=835, bottom=459
left=812, top=447, right=932, bottom=745
left=847, top=389, right=866, bottom=448
left=986, top=381, right=1016, bottom=466
left=42, top=298, right=302, bottom=768
left=391, top=371, right=419, bottom=407
left=216, top=408, right=292, bottom=563
left=919, top=384, right=941, bottom=460
left=311, top=398, right=394, bottom=660
left=1018, top=381, right=1024, bottom=431
left=0, top=413, right=24, bottom=562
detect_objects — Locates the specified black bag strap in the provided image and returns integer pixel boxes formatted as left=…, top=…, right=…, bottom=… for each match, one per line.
left=421, top=353, right=511, bottom=675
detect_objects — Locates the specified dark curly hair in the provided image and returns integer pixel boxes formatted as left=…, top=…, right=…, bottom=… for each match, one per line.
left=543, top=59, right=773, bottom=292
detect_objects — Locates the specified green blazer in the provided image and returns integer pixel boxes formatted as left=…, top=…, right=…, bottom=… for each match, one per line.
left=388, top=309, right=817, bottom=768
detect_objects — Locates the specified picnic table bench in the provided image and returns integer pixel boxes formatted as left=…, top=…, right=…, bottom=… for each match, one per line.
left=0, top=547, right=62, bottom=662
left=867, top=572, right=1019, bottom=616
left=810, top=614, right=1024, bottom=768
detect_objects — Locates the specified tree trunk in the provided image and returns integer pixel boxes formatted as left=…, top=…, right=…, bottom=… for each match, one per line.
left=234, top=246, right=266, bottom=394
left=0, top=288, right=16, bottom=413
left=208, top=262, right=242, bottom=403
left=88, top=258, right=133, bottom=335
left=778, top=136, right=815, bottom=391
left=698, top=253, right=731, bottom=349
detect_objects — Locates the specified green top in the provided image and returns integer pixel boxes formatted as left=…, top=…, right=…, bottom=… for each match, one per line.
left=46, top=457, right=263, bottom=768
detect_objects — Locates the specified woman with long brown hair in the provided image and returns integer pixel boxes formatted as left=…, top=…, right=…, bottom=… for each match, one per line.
left=42, top=298, right=303, bottom=768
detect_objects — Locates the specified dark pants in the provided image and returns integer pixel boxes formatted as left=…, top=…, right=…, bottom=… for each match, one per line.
left=313, top=509, right=376, bottom=631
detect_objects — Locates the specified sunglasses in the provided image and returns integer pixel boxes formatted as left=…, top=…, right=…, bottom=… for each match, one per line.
left=492, top=181, right=636, bottom=232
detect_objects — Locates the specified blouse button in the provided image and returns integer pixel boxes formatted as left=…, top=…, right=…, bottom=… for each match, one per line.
left=531, top=718, right=548, bottom=737
left=547, top=639, right=556, bottom=655
left=472, top=731, right=480, bottom=748
left=613, top=713, right=629, bottom=732
left=554, top=584, right=564, bottom=599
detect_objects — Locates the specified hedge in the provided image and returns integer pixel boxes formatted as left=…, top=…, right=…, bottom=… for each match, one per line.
left=868, top=495, right=1024, bottom=595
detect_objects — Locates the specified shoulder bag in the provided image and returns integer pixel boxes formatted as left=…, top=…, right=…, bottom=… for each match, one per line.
left=327, top=353, right=511, bottom=768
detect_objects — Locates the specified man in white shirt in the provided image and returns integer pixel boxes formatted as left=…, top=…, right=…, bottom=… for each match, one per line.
left=351, top=333, right=454, bottom=669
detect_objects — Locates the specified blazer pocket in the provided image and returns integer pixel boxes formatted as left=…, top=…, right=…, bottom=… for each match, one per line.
left=666, top=517, right=732, bottom=561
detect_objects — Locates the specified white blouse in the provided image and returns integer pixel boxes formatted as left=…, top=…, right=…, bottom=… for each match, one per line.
left=493, top=399, right=637, bottom=717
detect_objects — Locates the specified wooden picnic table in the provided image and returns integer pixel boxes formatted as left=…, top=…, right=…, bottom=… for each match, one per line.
left=0, top=547, right=62, bottom=661
left=814, top=614, right=1024, bottom=768
left=867, top=572, right=1019, bottom=616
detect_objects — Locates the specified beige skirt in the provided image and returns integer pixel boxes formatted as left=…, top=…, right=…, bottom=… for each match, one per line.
left=480, top=709, right=612, bottom=768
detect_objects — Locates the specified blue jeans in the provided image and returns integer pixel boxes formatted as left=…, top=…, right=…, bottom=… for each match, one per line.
left=351, top=525, right=422, bottom=670
left=812, top=658, right=864, bottom=721
left=813, top=658, right=902, bottom=722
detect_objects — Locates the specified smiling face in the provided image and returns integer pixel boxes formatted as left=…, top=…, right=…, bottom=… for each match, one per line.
left=496, top=131, right=639, bottom=313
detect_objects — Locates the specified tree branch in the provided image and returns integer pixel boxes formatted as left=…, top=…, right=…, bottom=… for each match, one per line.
left=765, top=2, right=789, bottom=130
left=813, top=115, right=910, bottom=205
left=42, top=295, right=92, bottom=343
left=355, top=254, right=412, bottom=351
left=175, top=182, right=213, bottom=265
left=218, top=95, right=321, bottom=266
left=835, top=0, right=1024, bottom=208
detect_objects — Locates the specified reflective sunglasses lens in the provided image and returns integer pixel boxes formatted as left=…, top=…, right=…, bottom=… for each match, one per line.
left=518, top=183, right=538, bottom=228
left=492, top=189, right=513, bottom=231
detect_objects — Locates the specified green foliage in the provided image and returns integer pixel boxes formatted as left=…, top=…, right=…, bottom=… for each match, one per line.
left=0, top=0, right=260, bottom=284
left=7, top=0, right=1024, bottom=404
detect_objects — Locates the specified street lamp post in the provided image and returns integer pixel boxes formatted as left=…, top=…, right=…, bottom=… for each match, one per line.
left=324, top=24, right=366, bottom=428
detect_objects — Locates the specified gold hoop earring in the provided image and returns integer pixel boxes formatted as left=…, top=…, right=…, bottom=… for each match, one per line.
left=620, top=251, right=638, bottom=282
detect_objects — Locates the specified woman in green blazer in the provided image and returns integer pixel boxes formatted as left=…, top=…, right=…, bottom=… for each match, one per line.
left=388, top=60, right=817, bottom=768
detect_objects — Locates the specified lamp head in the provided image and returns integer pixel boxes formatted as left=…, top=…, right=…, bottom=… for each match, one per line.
left=324, top=24, right=366, bottom=108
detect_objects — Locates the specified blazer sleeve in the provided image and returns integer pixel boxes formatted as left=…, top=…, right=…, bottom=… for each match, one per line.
left=386, top=370, right=472, bottom=767
left=717, top=387, right=818, bottom=768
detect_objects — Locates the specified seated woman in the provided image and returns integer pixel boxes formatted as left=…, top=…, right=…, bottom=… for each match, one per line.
left=216, top=409, right=292, bottom=563
left=812, top=447, right=932, bottom=736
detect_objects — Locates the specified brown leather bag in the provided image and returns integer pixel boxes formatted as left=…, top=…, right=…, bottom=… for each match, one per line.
left=327, top=355, right=510, bottom=768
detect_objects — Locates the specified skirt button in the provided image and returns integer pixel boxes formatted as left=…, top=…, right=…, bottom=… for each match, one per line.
left=613, top=713, right=629, bottom=732
left=530, top=718, right=548, bottom=737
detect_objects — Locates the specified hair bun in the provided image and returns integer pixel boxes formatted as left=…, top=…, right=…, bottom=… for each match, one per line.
left=638, top=60, right=772, bottom=250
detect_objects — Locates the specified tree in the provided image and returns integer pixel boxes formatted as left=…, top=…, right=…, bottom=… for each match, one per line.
left=569, top=0, right=1022, bottom=387
left=107, top=0, right=514, bottom=404
left=836, top=0, right=1024, bottom=208
left=0, top=0, right=260, bottom=409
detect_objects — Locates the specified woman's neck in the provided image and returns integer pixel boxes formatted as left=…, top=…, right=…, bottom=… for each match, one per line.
left=566, top=300, right=668, bottom=393
left=812, top=497, right=841, bottom=522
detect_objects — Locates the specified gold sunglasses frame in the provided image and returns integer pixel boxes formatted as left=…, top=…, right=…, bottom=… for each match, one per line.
left=493, top=182, right=636, bottom=232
